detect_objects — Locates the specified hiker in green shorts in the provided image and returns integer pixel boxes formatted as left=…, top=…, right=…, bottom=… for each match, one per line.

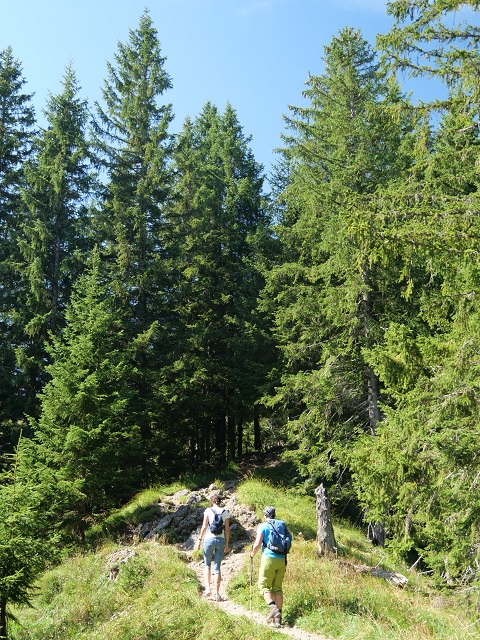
left=250, top=505, right=291, bottom=627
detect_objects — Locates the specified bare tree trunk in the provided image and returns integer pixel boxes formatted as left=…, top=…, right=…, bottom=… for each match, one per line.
left=0, top=596, right=7, bottom=639
left=367, top=521, right=385, bottom=547
left=214, top=415, right=226, bottom=464
left=227, top=414, right=235, bottom=460
left=315, top=484, right=337, bottom=557
left=204, top=418, right=211, bottom=464
left=337, top=560, right=408, bottom=588
left=237, top=419, right=243, bottom=456
left=366, top=364, right=381, bottom=435
left=253, top=406, right=261, bottom=451
left=362, top=265, right=381, bottom=435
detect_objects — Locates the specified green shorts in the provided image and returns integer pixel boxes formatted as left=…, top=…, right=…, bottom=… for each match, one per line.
left=258, top=555, right=286, bottom=595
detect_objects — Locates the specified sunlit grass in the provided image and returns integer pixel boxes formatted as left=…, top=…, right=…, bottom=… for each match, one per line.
left=232, top=477, right=479, bottom=640
left=11, top=542, right=282, bottom=640
left=11, top=474, right=479, bottom=640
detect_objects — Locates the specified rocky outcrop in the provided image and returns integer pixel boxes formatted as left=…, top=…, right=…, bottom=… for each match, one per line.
left=106, top=547, right=137, bottom=580
left=133, top=482, right=259, bottom=549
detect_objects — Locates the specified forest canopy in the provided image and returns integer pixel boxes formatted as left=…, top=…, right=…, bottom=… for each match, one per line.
left=0, top=5, right=479, bottom=632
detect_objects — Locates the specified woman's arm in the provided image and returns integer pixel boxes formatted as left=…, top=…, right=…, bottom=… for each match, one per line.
left=196, top=510, right=210, bottom=549
left=224, top=517, right=230, bottom=552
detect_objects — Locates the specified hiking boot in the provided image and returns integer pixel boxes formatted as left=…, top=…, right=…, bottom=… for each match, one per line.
left=273, top=611, right=282, bottom=627
left=266, top=604, right=279, bottom=622
left=212, top=594, right=226, bottom=602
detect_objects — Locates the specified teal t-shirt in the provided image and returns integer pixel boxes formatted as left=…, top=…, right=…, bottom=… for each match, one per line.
left=260, top=520, right=286, bottom=559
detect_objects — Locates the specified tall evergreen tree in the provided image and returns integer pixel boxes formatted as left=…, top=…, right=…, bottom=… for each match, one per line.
left=0, top=48, right=35, bottom=452
left=93, top=9, right=174, bottom=476
left=264, top=28, right=413, bottom=489
left=166, top=102, right=270, bottom=465
left=14, top=64, right=94, bottom=418
left=349, top=2, right=480, bottom=581
left=0, top=47, right=35, bottom=264
left=30, top=249, right=143, bottom=536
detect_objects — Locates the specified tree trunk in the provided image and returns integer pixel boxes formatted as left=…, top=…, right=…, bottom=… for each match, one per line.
left=0, top=596, right=7, bottom=639
left=227, top=414, right=235, bottom=460
left=315, top=484, right=337, bottom=557
left=367, top=521, right=385, bottom=547
left=366, top=364, right=381, bottom=435
left=253, top=406, right=261, bottom=451
left=214, top=415, right=226, bottom=463
left=237, top=419, right=243, bottom=456
left=361, top=265, right=381, bottom=435
left=337, top=560, right=408, bottom=588
left=204, top=418, right=211, bottom=464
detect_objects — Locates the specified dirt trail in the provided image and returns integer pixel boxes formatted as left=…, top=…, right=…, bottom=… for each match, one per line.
left=178, top=478, right=332, bottom=640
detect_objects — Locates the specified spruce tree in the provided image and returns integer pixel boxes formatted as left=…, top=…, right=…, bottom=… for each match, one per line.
left=31, top=249, right=142, bottom=536
left=166, top=102, right=270, bottom=464
left=93, top=9, right=174, bottom=476
left=93, top=7, right=173, bottom=324
left=15, top=64, right=94, bottom=417
left=0, top=47, right=34, bottom=264
left=265, top=28, right=413, bottom=486
left=0, top=434, right=59, bottom=640
left=0, top=48, right=35, bottom=452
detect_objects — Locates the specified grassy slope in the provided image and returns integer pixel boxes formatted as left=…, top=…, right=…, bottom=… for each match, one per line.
left=10, top=469, right=479, bottom=640
left=233, top=478, right=479, bottom=640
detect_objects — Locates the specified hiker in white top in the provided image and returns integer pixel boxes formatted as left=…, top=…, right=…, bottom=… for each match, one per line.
left=197, top=493, right=230, bottom=601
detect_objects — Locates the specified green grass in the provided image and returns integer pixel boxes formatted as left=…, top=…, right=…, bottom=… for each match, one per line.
left=232, top=478, right=479, bottom=640
left=10, top=475, right=479, bottom=640
left=10, top=542, right=281, bottom=640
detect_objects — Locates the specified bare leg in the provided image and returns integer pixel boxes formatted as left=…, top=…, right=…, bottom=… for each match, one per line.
left=263, top=591, right=282, bottom=607
left=204, top=566, right=211, bottom=595
left=213, top=572, right=221, bottom=597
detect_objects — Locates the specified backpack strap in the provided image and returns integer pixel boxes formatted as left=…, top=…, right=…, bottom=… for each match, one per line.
left=268, top=520, right=282, bottom=539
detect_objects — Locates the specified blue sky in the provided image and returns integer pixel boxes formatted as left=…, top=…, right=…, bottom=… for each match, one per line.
left=1, top=0, right=429, bottom=175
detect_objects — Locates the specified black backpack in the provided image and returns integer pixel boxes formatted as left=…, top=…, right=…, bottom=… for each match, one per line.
left=209, top=509, right=225, bottom=535
left=265, top=519, right=292, bottom=556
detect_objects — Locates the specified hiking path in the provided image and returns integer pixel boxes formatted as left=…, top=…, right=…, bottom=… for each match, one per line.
left=176, top=457, right=332, bottom=640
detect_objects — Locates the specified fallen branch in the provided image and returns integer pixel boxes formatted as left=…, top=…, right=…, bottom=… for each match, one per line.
left=337, top=560, right=408, bottom=588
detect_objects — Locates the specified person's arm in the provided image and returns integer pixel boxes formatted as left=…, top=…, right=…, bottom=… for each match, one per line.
left=249, top=526, right=264, bottom=558
left=224, top=517, right=230, bottom=552
left=197, top=510, right=210, bottom=549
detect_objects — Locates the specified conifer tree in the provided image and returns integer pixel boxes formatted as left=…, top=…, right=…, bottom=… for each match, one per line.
left=93, top=9, right=174, bottom=475
left=15, top=64, right=94, bottom=416
left=265, top=28, right=413, bottom=485
left=379, top=1, right=480, bottom=103
left=0, top=47, right=34, bottom=264
left=349, top=4, right=480, bottom=579
left=0, top=434, right=59, bottom=640
left=166, top=102, right=270, bottom=464
left=93, top=7, right=173, bottom=324
left=0, top=48, right=35, bottom=451
left=31, top=249, right=142, bottom=536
